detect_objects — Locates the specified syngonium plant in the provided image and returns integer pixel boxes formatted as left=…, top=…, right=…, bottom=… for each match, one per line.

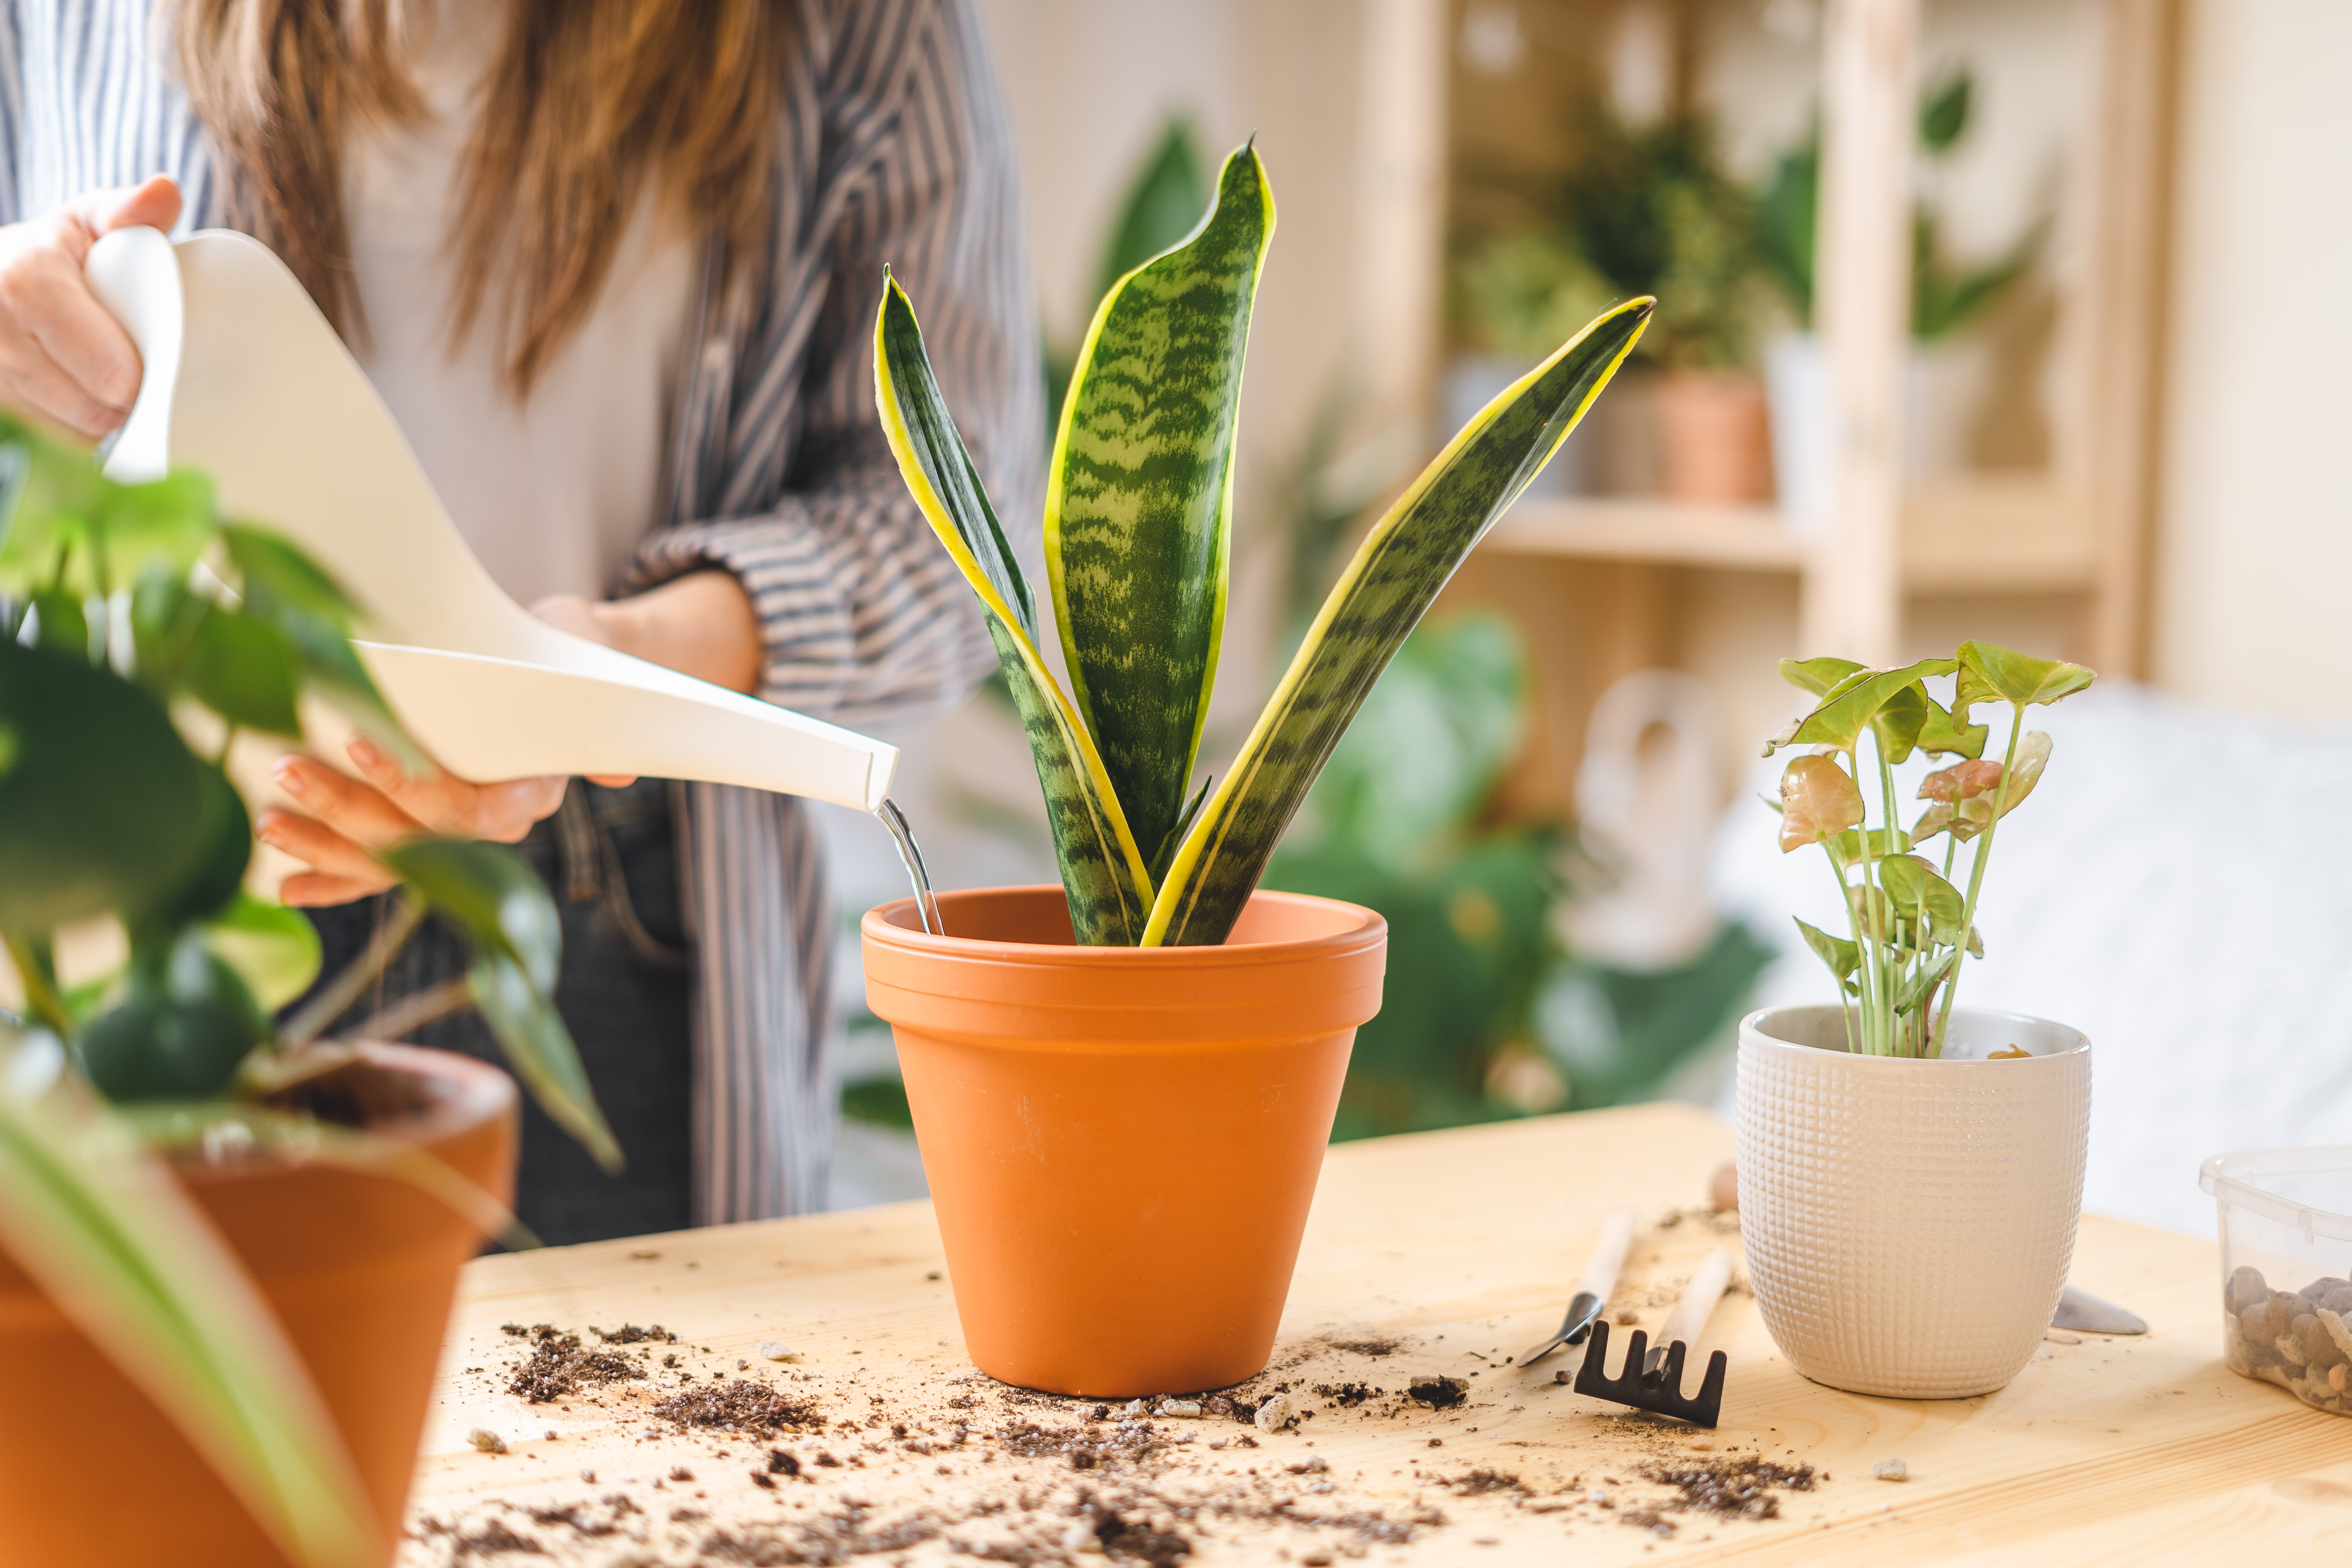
left=1765, top=642, right=2096, bottom=1058
left=0, top=416, right=619, bottom=1566
left=875, top=142, right=1652, bottom=945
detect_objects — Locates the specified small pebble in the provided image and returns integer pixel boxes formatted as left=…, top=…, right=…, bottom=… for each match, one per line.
left=1254, top=1392, right=1303, bottom=1432
left=1872, top=1457, right=1908, bottom=1482
left=1688, top=1440, right=1713, bottom=1452
left=466, top=1427, right=506, bottom=1455
left=2045, top=1331, right=2082, bottom=1345
left=669, top=1466, right=695, bottom=1483
left=579, top=1468, right=595, bottom=1483
left=736, top=1358, right=749, bottom=1371
left=758, top=1341, right=801, bottom=1363
left=1207, top=1438, right=1227, bottom=1450
left=1062, top=1522, right=1103, bottom=1554
left=1158, top=1399, right=1203, bottom=1419
left=1124, top=1399, right=1150, bottom=1418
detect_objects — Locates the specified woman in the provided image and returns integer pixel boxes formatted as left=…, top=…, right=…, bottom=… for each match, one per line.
left=0, top=0, right=1042, bottom=1241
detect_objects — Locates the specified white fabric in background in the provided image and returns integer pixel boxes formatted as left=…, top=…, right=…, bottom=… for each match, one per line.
left=1710, top=684, right=2352, bottom=1237
left=342, top=0, right=695, bottom=606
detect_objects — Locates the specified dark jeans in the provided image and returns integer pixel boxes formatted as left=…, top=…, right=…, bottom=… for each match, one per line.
left=296, top=778, right=695, bottom=1246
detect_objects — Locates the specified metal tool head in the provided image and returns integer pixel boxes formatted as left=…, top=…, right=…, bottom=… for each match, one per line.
left=1571, top=1319, right=1726, bottom=1428
left=1519, top=1290, right=1602, bottom=1368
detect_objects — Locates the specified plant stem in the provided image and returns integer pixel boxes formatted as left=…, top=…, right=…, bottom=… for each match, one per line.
left=1932, top=701, right=2025, bottom=1056
left=280, top=893, right=424, bottom=1049
left=1871, top=731, right=1911, bottom=1054
left=1824, top=844, right=1862, bottom=1054
left=2, top=933, right=73, bottom=1039
left=337, top=975, right=472, bottom=1044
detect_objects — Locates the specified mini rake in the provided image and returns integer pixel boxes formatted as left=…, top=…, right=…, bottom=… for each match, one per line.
left=1572, top=1247, right=1733, bottom=1428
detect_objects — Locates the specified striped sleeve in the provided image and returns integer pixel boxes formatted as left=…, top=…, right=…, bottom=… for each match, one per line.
left=628, top=0, right=1043, bottom=732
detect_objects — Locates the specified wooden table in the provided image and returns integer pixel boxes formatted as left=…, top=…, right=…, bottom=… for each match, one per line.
left=399, top=1104, right=2352, bottom=1566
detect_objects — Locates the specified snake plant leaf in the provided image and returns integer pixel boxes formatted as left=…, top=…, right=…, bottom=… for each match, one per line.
left=1956, top=641, right=2096, bottom=708
left=0, top=1028, right=378, bottom=1568
left=1778, top=657, right=1956, bottom=754
left=1047, top=143, right=1274, bottom=880
left=1144, top=297, right=1653, bottom=946
left=873, top=276, right=1154, bottom=943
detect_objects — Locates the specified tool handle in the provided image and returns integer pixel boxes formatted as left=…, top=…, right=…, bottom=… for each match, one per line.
left=1657, top=1248, right=1733, bottom=1352
left=1575, top=1205, right=1638, bottom=1300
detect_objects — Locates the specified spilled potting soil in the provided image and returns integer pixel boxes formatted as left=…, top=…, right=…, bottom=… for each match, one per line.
left=403, top=1292, right=1826, bottom=1565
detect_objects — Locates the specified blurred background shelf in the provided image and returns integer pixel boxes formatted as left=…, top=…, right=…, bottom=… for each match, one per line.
left=1484, top=477, right=2102, bottom=592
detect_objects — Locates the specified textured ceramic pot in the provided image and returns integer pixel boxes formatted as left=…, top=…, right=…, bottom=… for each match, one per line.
left=862, top=886, right=1386, bottom=1397
left=0, top=1044, right=517, bottom=1568
left=1736, top=1005, right=2091, bottom=1398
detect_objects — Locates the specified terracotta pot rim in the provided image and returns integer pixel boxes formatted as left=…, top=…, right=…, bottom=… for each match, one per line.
left=1742, top=1004, right=2089, bottom=1065
left=862, top=885, right=1386, bottom=967
left=169, top=1042, right=517, bottom=1188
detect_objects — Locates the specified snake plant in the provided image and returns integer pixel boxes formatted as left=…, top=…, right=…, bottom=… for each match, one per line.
left=878, top=142, right=1651, bottom=945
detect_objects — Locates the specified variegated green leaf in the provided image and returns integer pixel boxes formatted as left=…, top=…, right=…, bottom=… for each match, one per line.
left=873, top=276, right=1154, bottom=943
left=0, top=1028, right=377, bottom=1568
left=1046, top=143, right=1273, bottom=878
left=1143, top=297, right=1655, bottom=946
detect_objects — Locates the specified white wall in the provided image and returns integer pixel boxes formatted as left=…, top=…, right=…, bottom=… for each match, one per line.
left=2152, top=0, right=2352, bottom=721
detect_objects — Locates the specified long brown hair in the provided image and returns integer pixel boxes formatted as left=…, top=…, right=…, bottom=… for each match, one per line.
left=173, top=0, right=792, bottom=395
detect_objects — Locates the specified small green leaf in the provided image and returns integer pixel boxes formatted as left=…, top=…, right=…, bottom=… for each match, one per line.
left=181, top=607, right=303, bottom=737
left=1895, top=948, right=1959, bottom=1013
left=375, top=839, right=559, bottom=993
left=142, top=762, right=254, bottom=929
left=78, top=931, right=270, bottom=1104
left=1956, top=642, right=2095, bottom=708
left=94, top=471, right=216, bottom=587
left=1778, top=754, right=1864, bottom=852
left=1794, top=917, right=1858, bottom=984
left=1779, top=656, right=1864, bottom=697
left=1780, top=657, right=1957, bottom=753
left=1823, top=826, right=1907, bottom=862
left=1878, top=853, right=1966, bottom=944
left=220, top=524, right=365, bottom=626
left=467, top=953, right=620, bottom=1176
left=1871, top=681, right=1929, bottom=764
left=1920, top=69, right=1972, bottom=153
left=277, top=615, right=426, bottom=772
left=30, top=589, right=88, bottom=660
left=129, top=567, right=210, bottom=693
left=0, top=640, right=210, bottom=933
left=202, top=893, right=322, bottom=1013
left=1916, top=695, right=1989, bottom=758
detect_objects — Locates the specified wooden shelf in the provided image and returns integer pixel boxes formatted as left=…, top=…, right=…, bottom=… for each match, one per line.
left=1481, top=477, right=2101, bottom=593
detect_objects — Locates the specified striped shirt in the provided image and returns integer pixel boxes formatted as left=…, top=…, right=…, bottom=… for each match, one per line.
left=0, top=0, right=1043, bottom=1222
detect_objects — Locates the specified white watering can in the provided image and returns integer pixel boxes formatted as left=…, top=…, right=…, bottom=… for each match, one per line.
left=82, top=225, right=898, bottom=814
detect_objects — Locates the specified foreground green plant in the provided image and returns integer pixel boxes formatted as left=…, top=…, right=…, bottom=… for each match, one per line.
left=0, top=415, right=618, bottom=1566
left=878, top=141, right=1650, bottom=945
left=1765, top=642, right=2094, bottom=1057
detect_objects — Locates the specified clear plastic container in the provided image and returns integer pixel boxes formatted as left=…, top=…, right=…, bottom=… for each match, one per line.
left=2200, top=1147, right=2352, bottom=1416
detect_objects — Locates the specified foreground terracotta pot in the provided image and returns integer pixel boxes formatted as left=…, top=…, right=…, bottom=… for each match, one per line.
left=0, top=1044, right=518, bottom=1568
left=862, top=886, right=1386, bottom=1397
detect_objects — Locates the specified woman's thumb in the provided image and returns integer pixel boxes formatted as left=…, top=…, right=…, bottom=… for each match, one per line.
left=90, top=174, right=183, bottom=236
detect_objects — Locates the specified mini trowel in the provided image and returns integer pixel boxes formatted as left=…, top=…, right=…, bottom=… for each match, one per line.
left=83, top=225, right=897, bottom=812
left=1521, top=1205, right=1636, bottom=1368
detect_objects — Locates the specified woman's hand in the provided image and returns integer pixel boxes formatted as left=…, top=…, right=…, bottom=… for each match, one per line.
left=256, top=574, right=760, bottom=907
left=0, top=176, right=183, bottom=438
left=258, top=739, right=570, bottom=907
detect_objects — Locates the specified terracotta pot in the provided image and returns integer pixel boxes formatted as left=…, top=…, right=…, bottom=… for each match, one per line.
left=862, top=886, right=1386, bottom=1397
left=1736, top=1005, right=2090, bottom=1398
left=1655, top=370, right=1772, bottom=503
left=0, top=1044, right=518, bottom=1568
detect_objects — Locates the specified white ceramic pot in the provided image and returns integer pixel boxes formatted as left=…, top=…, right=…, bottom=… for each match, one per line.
left=1735, top=1005, right=2092, bottom=1398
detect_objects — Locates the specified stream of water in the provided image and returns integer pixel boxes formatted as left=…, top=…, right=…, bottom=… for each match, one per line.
left=873, top=798, right=943, bottom=936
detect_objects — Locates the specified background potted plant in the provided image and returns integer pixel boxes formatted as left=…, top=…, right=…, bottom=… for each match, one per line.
left=1737, top=641, right=2095, bottom=1398
left=0, top=417, right=619, bottom=1568
left=862, top=141, right=1649, bottom=1396
left=1454, top=101, right=1772, bottom=502
left=1759, top=67, right=2047, bottom=528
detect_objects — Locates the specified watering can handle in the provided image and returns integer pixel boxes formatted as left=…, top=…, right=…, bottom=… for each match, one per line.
left=83, top=224, right=899, bottom=813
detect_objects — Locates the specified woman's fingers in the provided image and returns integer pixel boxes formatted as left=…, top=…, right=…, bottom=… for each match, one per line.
left=270, top=752, right=426, bottom=846
left=344, top=736, right=563, bottom=843
left=0, top=177, right=184, bottom=437
left=253, top=808, right=399, bottom=906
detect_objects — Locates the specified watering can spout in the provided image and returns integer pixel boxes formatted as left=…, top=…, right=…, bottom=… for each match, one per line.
left=83, top=224, right=897, bottom=813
